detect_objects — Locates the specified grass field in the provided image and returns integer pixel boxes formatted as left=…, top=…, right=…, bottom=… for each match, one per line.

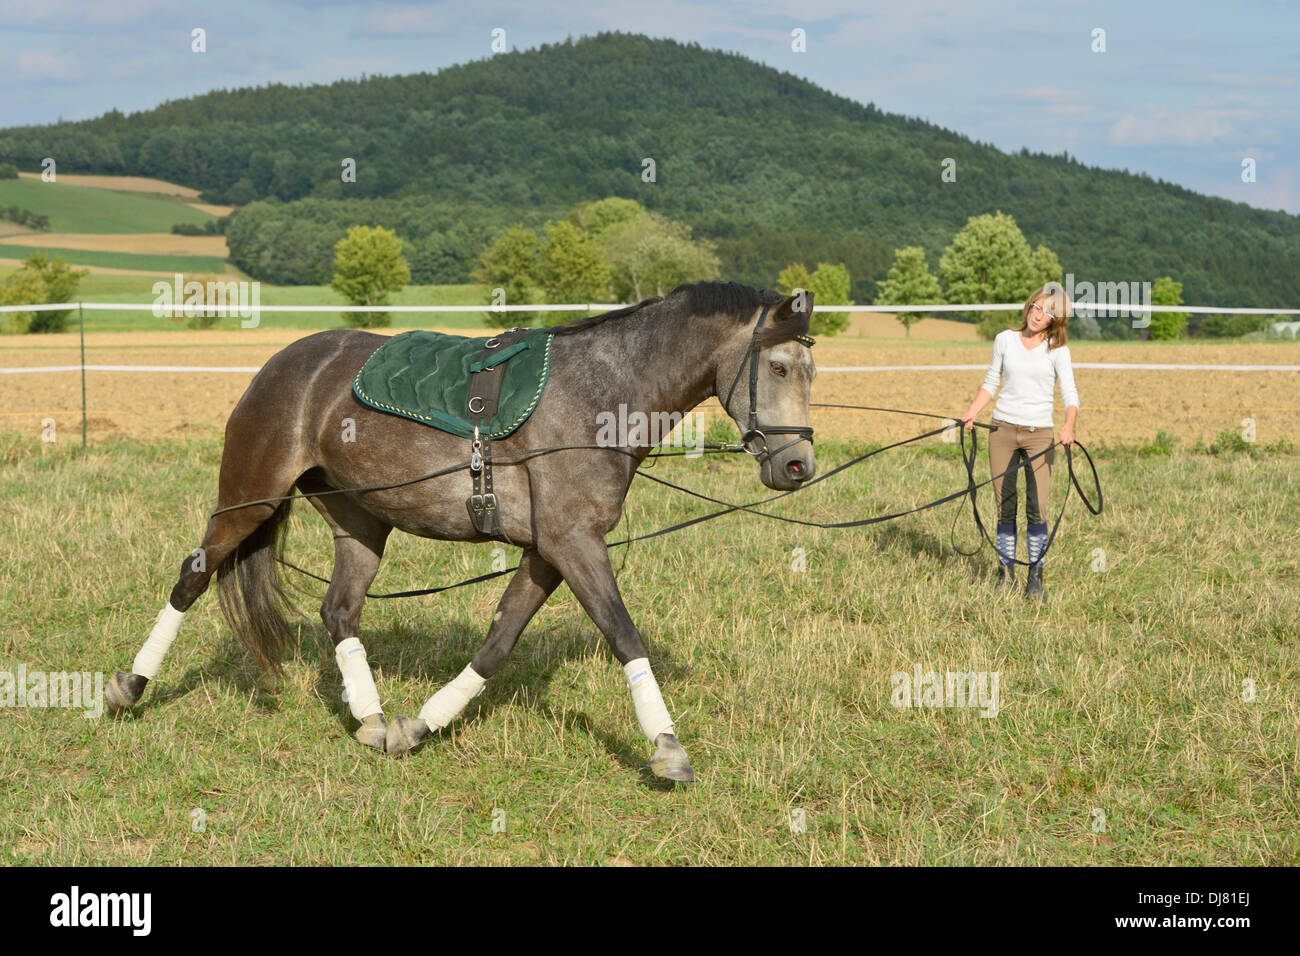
left=0, top=178, right=214, bottom=234
left=0, top=430, right=1295, bottom=865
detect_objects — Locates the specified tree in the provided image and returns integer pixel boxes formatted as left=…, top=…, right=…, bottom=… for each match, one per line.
left=473, top=224, right=543, bottom=328
left=808, top=262, right=852, bottom=336
left=0, top=268, right=45, bottom=335
left=1199, top=311, right=1271, bottom=338
left=598, top=212, right=719, bottom=302
left=776, top=262, right=851, bottom=337
left=538, top=220, right=611, bottom=326
left=0, top=254, right=88, bottom=333
left=330, top=225, right=411, bottom=329
left=873, top=246, right=941, bottom=337
left=939, top=211, right=1053, bottom=340
left=776, top=263, right=814, bottom=299
left=1029, top=244, right=1062, bottom=288
left=569, top=197, right=644, bottom=237
left=1147, top=276, right=1188, bottom=340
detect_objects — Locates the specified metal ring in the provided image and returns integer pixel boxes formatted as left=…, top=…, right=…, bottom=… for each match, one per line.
left=468, top=396, right=486, bottom=414
left=741, top=429, right=768, bottom=458
left=485, top=338, right=500, bottom=349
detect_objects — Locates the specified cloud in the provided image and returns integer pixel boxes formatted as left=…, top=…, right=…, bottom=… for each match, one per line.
left=0, top=0, right=182, bottom=32
left=1107, top=103, right=1248, bottom=147
left=348, top=3, right=458, bottom=38
left=17, top=51, right=82, bottom=81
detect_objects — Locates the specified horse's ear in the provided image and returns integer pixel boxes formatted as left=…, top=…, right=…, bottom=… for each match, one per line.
left=775, top=290, right=814, bottom=321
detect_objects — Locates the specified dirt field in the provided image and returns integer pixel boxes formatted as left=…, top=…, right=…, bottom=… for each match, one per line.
left=2, top=328, right=1298, bottom=447
left=17, top=172, right=203, bottom=197
left=0, top=232, right=229, bottom=257
left=841, top=311, right=981, bottom=340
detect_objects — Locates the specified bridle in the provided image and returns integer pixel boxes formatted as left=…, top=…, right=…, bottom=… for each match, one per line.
left=721, top=302, right=816, bottom=469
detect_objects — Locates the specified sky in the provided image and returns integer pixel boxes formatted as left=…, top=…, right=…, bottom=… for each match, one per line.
left=2, top=0, right=1298, bottom=214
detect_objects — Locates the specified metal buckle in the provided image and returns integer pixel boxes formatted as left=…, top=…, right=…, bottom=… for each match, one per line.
left=469, top=493, right=497, bottom=514
left=470, top=427, right=483, bottom=472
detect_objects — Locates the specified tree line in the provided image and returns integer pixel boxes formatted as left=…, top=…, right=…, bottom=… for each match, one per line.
left=0, top=33, right=1295, bottom=309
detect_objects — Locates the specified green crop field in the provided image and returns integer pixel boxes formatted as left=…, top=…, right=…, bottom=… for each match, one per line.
left=1, top=430, right=1295, bottom=865
left=0, top=245, right=228, bottom=276
left=0, top=178, right=214, bottom=234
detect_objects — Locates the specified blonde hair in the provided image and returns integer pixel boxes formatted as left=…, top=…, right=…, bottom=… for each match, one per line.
left=1018, top=283, right=1071, bottom=349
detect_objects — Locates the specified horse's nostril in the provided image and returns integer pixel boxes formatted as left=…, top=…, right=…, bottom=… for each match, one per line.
left=787, top=459, right=805, bottom=478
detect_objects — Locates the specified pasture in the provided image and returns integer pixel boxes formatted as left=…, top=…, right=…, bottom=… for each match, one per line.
left=2, top=310, right=1297, bottom=864
left=1, top=425, right=1296, bottom=864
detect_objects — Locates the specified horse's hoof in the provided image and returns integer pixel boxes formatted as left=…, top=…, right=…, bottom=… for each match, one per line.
left=385, top=716, right=429, bottom=756
left=649, top=732, right=695, bottom=783
left=355, top=713, right=388, bottom=751
left=104, top=671, right=148, bottom=714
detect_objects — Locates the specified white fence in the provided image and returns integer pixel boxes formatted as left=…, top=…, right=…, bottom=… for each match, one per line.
left=3, top=300, right=1296, bottom=446
left=3, top=301, right=1299, bottom=314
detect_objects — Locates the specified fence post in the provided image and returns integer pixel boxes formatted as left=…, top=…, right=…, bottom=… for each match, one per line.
left=79, top=302, right=86, bottom=450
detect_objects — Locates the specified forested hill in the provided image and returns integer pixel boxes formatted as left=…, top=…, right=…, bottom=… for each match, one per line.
left=2, top=32, right=1297, bottom=304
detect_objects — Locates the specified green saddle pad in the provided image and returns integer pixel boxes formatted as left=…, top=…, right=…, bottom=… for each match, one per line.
left=352, top=329, right=555, bottom=439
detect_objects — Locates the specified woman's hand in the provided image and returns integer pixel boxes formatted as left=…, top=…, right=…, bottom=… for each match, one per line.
left=1059, top=423, right=1075, bottom=447
left=960, top=407, right=978, bottom=430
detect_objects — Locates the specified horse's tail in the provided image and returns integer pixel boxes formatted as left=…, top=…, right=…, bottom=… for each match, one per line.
left=216, top=500, right=295, bottom=673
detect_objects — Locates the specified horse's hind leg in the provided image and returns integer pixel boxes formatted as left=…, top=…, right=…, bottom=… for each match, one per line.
left=299, top=475, right=392, bottom=751
left=106, top=423, right=306, bottom=714
left=104, top=497, right=290, bottom=714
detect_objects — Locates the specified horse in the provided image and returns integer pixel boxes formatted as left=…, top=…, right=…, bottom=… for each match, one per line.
left=104, top=280, right=817, bottom=782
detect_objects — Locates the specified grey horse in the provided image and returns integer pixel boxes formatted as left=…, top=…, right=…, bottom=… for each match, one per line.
left=105, top=281, right=817, bottom=782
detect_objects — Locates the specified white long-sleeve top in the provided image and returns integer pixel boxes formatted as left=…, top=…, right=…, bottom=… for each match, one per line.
left=980, top=329, right=1080, bottom=427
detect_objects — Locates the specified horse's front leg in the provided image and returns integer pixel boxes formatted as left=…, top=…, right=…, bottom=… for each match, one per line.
left=538, top=532, right=695, bottom=783
left=385, top=548, right=563, bottom=755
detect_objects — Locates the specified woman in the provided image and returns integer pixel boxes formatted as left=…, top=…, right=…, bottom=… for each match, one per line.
left=961, top=285, right=1079, bottom=599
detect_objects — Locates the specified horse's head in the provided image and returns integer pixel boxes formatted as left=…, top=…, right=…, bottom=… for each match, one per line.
left=718, top=292, right=817, bottom=491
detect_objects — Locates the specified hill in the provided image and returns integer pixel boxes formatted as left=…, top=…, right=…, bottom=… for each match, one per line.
left=2, top=33, right=1297, bottom=305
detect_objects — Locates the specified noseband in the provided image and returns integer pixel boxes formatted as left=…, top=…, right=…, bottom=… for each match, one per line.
left=721, top=303, right=816, bottom=467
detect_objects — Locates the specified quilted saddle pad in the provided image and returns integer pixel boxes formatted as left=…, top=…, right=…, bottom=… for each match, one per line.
left=352, top=328, right=555, bottom=439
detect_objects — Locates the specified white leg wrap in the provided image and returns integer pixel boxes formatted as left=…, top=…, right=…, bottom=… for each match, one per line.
left=417, top=664, right=486, bottom=731
left=335, top=637, right=383, bottom=721
left=132, top=603, right=185, bottom=680
left=624, top=657, right=674, bottom=742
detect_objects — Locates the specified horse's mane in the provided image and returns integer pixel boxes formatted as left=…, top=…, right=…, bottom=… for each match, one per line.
left=552, top=281, right=791, bottom=338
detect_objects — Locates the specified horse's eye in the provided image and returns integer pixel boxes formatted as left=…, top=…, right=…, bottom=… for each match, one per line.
left=769, top=361, right=787, bottom=377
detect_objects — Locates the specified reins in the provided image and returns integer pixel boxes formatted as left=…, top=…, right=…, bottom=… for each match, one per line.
left=266, top=417, right=1100, bottom=599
